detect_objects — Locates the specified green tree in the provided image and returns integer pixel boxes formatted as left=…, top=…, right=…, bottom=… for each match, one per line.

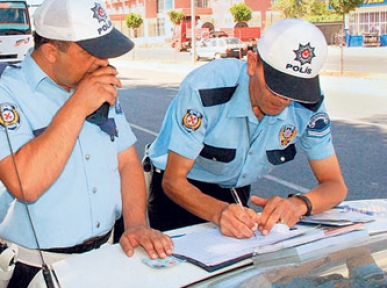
left=304, top=0, right=341, bottom=22
left=168, top=10, right=186, bottom=25
left=272, top=0, right=304, bottom=18
left=329, top=0, right=363, bottom=16
left=229, top=3, right=252, bottom=26
left=125, top=12, right=143, bottom=38
left=272, top=0, right=341, bottom=22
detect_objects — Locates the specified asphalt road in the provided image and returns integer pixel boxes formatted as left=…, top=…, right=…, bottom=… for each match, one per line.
left=110, top=57, right=387, bottom=204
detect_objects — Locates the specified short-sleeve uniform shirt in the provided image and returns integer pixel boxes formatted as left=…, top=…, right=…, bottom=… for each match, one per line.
left=0, top=54, right=136, bottom=249
left=148, top=58, right=334, bottom=188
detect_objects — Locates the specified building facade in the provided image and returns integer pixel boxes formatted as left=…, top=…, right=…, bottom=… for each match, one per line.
left=346, top=0, right=387, bottom=46
left=104, top=0, right=277, bottom=41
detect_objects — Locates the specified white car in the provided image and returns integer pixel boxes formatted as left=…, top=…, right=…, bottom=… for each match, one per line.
left=195, top=36, right=248, bottom=60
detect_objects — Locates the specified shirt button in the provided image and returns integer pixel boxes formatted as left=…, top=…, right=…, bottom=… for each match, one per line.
left=96, top=222, right=100, bottom=228
left=85, top=154, right=91, bottom=160
left=280, top=156, right=286, bottom=162
left=242, top=173, right=248, bottom=178
left=93, top=187, right=97, bottom=193
left=249, top=150, right=254, bottom=155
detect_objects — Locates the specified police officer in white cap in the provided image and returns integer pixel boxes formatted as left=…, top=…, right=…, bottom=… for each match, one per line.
left=147, top=18, right=348, bottom=238
left=0, top=0, right=173, bottom=287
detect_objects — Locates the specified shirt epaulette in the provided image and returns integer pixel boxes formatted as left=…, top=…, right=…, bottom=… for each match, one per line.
left=199, top=85, right=238, bottom=107
left=0, top=64, right=21, bottom=79
left=0, top=64, right=7, bottom=77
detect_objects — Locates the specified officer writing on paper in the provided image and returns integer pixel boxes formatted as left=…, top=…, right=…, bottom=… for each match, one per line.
left=146, top=19, right=347, bottom=238
left=0, top=0, right=172, bottom=287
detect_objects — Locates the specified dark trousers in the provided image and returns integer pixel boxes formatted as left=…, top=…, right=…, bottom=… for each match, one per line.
left=7, top=262, right=41, bottom=288
left=148, top=171, right=251, bottom=231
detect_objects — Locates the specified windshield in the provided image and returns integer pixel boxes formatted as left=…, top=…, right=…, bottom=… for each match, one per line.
left=0, top=1, right=31, bottom=35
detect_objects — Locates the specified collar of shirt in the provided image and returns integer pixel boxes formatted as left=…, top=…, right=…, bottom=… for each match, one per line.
left=22, top=52, right=74, bottom=95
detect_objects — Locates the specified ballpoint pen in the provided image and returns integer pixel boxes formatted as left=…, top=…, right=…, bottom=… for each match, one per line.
left=230, top=188, right=258, bottom=239
left=230, top=187, right=245, bottom=212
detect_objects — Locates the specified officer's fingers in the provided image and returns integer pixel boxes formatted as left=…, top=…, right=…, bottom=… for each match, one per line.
left=119, top=234, right=135, bottom=257
left=149, top=232, right=174, bottom=258
left=246, top=208, right=261, bottom=229
left=220, top=205, right=256, bottom=238
left=259, top=199, right=287, bottom=235
left=250, top=195, right=269, bottom=208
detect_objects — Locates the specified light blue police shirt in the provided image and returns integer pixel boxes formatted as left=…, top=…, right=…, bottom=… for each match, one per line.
left=148, top=58, right=334, bottom=188
left=0, top=54, right=136, bottom=249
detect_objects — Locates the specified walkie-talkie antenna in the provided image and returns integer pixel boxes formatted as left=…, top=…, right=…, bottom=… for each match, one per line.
left=0, top=105, right=60, bottom=288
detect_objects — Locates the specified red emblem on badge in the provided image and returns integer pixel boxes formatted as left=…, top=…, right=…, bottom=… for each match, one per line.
left=182, top=109, right=202, bottom=132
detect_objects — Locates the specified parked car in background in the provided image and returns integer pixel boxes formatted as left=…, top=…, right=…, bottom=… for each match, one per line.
left=0, top=0, right=33, bottom=63
left=195, top=36, right=248, bottom=61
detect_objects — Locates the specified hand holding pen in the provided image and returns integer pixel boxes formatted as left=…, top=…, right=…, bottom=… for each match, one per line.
left=218, top=188, right=261, bottom=239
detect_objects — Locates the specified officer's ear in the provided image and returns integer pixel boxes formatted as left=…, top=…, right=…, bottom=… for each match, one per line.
left=247, top=51, right=259, bottom=76
left=40, top=42, right=59, bottom=64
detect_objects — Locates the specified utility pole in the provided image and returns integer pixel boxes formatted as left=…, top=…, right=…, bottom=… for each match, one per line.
left=191, top=0, right=196, bottom=63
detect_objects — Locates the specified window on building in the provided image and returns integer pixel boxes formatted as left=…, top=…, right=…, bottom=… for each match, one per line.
left=157, top=0, right=164, bottom=13
left=157, top=18, right=165, bottom=36
left=148, top=20, right=158, bottom=37
left=380, top=11, right=386, bottom=34
left=195, top=0, right=209, bottom=7
left=165, top=0, right=173, bottom=10
left=349, top=13, right=359, bottom=35
left=353, top=11, right=386, bottom=36
left=359, top=12, right=383, bottom=34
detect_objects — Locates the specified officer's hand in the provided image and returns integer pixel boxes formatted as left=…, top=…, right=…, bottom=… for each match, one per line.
left=72, top=65, right=122, bottom=118
left=120, top=224, right=173, bottom=259
left=251, top=195, right=303, bottom=236
left=218, top=204, right=260, bottom=239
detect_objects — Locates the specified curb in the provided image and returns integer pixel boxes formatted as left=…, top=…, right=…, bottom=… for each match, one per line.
left=113, top=57, right=387, bottom=80
left=320, top=70, right=387, bottom=80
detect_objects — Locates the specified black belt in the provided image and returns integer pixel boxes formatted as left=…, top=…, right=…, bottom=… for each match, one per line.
left=42, top=230, right=112, bottom=254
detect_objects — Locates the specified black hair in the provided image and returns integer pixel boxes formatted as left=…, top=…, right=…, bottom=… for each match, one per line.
left=33, top=31, right=71, bottom=52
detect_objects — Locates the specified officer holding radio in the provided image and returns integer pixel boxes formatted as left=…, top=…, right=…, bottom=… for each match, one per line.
left=0, top=0, right=172, bottom=287
left=147, top=19, right=348, bottom=238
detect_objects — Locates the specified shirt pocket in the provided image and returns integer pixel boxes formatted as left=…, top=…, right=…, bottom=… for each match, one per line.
left=266, top=144, right=297, bottom=166
left=196, top=144, right=237, bottom=175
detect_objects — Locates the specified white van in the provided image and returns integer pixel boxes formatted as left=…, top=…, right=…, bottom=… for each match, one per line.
left=0, top=0, right=33, bottom=63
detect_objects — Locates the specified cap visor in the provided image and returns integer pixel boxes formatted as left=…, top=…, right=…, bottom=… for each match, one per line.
left=77, top=28, right=134, bottom=59
left=262, top=61, right=321, bottom=103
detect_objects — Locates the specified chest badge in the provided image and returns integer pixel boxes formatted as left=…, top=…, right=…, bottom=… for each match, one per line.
left=280, top=124, right=296, bottom=147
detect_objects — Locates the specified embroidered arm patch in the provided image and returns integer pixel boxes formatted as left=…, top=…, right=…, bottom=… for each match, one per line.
left=306, top=113, right=330, bottom=137
left=182, top=109, right=202, bottom=132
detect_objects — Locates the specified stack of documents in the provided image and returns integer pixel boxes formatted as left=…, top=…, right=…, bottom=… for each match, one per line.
left=299, top=207, right=374, bottom=226
left=253, top=223, right=369, bottom=264
left=172, top=224, right=323, bottom=272
left=172, top=224, right=305, bottom=272
left=172, top=207, right=374, bottom=272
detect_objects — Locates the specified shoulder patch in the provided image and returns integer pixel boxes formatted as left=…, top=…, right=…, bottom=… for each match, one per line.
left=0, top=103, right=21, bottom=131
left=182, top=109, right=202, bottom=132
left=306, top=113, right=330, bottom=137
left=199, top=85, right=237, bottom=107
